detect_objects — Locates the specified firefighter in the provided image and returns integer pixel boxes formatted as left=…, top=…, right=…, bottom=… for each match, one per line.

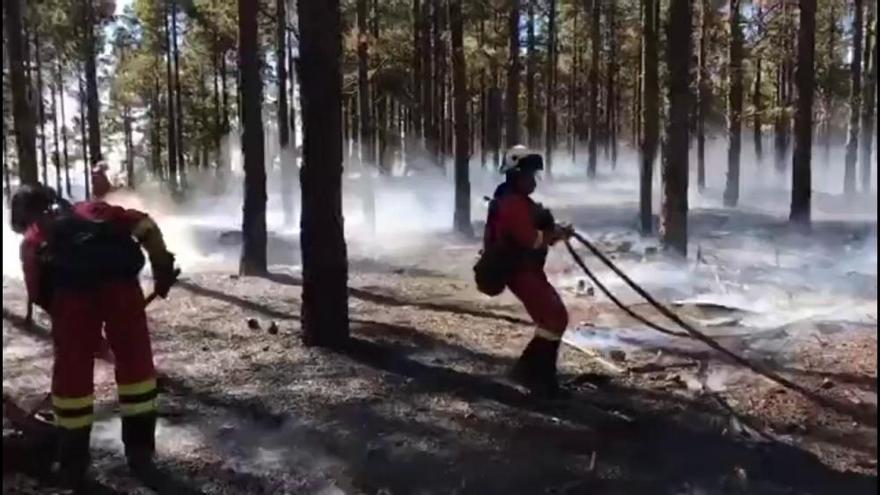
left=91, top=160, right=113, bottom=199
left=484, top=146, right=573, bottom=398
left=10, top=184, right=177, bottom=491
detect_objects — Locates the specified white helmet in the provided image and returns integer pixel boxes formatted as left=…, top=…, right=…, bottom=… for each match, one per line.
left=499, top=145, right=544, bottom=174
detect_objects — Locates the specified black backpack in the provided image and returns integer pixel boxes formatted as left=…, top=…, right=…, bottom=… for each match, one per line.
left=38, top=209, right=146, bottom=292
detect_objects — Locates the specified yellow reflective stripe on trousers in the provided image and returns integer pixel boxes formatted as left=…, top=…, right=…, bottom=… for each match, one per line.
left=117, top=378, right=157, bottom=396
left=54, top=414, right=95, bottom=430
left=121, top=398, right=157, bottom=417
left=52, top=394, right=95, bottom=410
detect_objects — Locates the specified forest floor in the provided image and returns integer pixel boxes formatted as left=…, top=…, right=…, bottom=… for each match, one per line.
left=2, top=183, right=878, bottom=494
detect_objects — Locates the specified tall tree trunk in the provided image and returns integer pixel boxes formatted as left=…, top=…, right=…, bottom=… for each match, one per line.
left=571, top=9, right=579, bottom=164
left=753, top=56, right=763, bottom=162
left=662, top=0, right=692, bottom=256
left=422, top=0, right=434, bottom=159
left=635, top=0, right=643, bottom=147
left=412, top=0, right=423, bottom=154
left=5, top=0, right=38, bottom=185
left=697, top=0, right=708, bottom=190
left=526, top=0, right=538, bottom=147
left=823, top=2, right=836, bottom=163
left=358, top=0, right=373, bottom=169
left=450, top=0, right=472, bottom=236
left=50, top=63, right=62, bottom=193
left=35, top=30, right=49, bottom=186
left=164, top=4, right=179, bottom=189
left=640, top=0, right=659, bottom=234
left=298, top=0, right=350, bottom=346
left=860, top=0, right=876, bottom=192
left=479, top=19, right=487, bottom=168
left=844, top=0, right=864, bottom=194
left=587, top=0, right=600, bottom=177
left=277, top=0, right=294, bottom=224
left=505, top=0, right=521, bottom=147
left=124, top=106, right=134, bottom=188
left=790, top=0, right=816, bottom=226
left=608, top=2, right=618, bottom=169
left=238, top=0, right=268, bottom=275
left=58, top=61, right=71, bottom=196
left=723, top=0, right=744, bottom=207
left=78, top=73, right=90, bottom=198
left=83, top=0, right=101, bottom=165
left=172, top=0, right=185, bottom=187
left=545, top=0, right=557, bottom=176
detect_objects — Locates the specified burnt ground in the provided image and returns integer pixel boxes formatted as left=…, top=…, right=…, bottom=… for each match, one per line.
left=2, top=214, right=878, bottom=494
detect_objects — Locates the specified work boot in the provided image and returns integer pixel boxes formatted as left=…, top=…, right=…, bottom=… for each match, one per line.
left=123, top=412, right=162, bottom=489
left=55, top=428, right=92, bottom=494
left=509, top=336, right=570, bottom=400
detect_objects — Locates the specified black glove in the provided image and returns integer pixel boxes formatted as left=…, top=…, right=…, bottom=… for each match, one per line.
left=151, top=251, right=177, bottom=299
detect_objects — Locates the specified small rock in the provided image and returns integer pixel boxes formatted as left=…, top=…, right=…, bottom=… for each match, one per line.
left=262, top=346, right=270, bottom=352
left=247, top=318, right=261, bottom=330
left=644, top=246, right=658, bottom=256
left=229, top=274, right=240, bottom=280
left=586, top=287, right=595, bottom=296
left=609, top=350, right=626, bottom=363
left=268, top=322, right=279, bottom=335
left=821, top=378, right=834, bottom=389
left=201, top=346, right=209, bottom=352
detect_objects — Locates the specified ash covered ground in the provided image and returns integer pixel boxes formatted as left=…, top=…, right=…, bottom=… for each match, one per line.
left=2, top=148, right=878, bottom=494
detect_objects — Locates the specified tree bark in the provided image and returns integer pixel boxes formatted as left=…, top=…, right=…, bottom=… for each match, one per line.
left=238, top=0, right=268, bottom=275
left=723, top=0, right=744, bottom=207
left=83, top=0, right=101, bottom=165
left=753, top=56, right=763, bottom=162
left=860, top=0, right=876, bottom=192
left=697, top=0, right=708, bottom=191
left=450, top=0, right=472, bottom=236
left=58, top=62, right=71, bottom=197
left=640, top=0, right=659, bottom=235
left=505, top=0, right=521, bottom=147
left=790, top=0, right=816, bottom=227
left=823, top=1, right=836, bottom=163
left=661, top=0, right=692, bottom=256
left=298, top=0, right=350, bottom=346
left=5, top=0, right=38, bottom=185
left=587, top=0, right=600, bottom=177
left=357, top=0, right=374, bottom=170
left=608, top=2, right=618, bottom=168
left=545, top=0, right=557, bottom=176
left=844, top=0, right=864, bottom=194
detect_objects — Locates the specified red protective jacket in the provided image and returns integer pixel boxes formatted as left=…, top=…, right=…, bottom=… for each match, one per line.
left=21, top=201, right=150, bottom=311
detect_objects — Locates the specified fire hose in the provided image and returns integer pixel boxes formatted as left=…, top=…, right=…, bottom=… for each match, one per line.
left=564, top=231, right=872, bottom=422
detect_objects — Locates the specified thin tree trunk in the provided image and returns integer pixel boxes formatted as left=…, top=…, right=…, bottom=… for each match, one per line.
left=844, top=0, right=864, bottom=194
left=823, top=1, right=836, bottom=164
left=358, top=0, right=373, bottom=169
left=124, top=106, right=134, bottom=187
left=298, top=0, right=350, bottom=346
left=661, top=0, right=692, bottom=256
left=164, top=4, right=179, bottom=189
left=526, top=0, right=538, bottom=147
left=50, top=62, right=62, bottom=193
left=697, top=0, right=708, bottom=190
left=545, top=0, right=557, bottom=176
left=78, top=73, right=90, bottom=198
left=172, top=0, right=185, bottom=187
left=277, top=0, right=294, bottom=224
left=479, top=18, right=487, bottom=168
left=422, top=0, right=434, bottom=158
left=450, top=0, right=472, bottom=236
left=640, top=0, right=659, bottom=234
left=790, top=0, right=816, bottom=226
left=860, top=0, right=876, bottom=192
left=754, top=56, right=763, bottom=163
left=571, top=9, right=579, bottom=164
left=723, top=0, right=744, bottom=207
left=608, top=2, right=618, bottom=168
left=83, top=0, right=101, bottom=164
left=587, top=0, right=600, bottom=177
left=238, top=0, right=268, bottom=275
left=635, top=0, right=643, bottom=148
left=505, top=0, right=521, bottom=147
left=35, top=30, right=49, bottom=186
left=58, top=62, right=71, bottom=197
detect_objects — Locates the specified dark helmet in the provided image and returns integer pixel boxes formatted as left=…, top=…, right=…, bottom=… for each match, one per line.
left=499, top=145, right=544, bottom=175
left=10, top=184, right=57, bottom=234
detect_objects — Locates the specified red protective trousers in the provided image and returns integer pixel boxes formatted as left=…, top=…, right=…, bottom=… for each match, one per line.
left=487, top=191, right=569, bottom=338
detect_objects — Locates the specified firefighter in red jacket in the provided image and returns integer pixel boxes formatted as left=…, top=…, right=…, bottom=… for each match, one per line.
left=484, top=146, right=573, bottom=398
left=10, top=184, right=177, bottom=491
